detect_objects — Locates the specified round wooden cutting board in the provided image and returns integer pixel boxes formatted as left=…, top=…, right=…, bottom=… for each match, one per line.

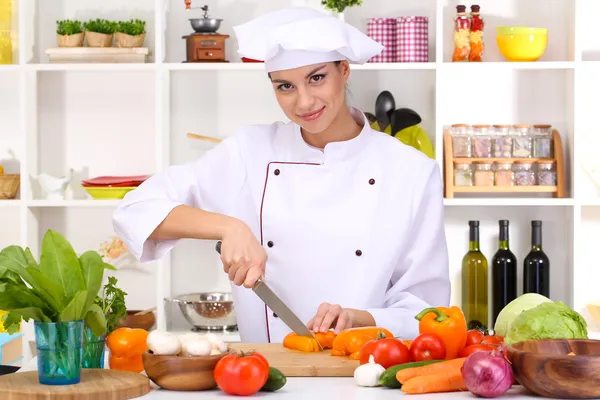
left=0, top=369, right=152, bottom=400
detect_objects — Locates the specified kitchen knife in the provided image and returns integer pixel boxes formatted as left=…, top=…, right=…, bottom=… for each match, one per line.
left=215, top=241, right=323, bottom=350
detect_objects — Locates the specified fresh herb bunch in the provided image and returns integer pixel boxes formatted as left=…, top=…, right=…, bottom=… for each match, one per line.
left=116, top=19, right=146, bottom=36
left=94, top=276, right=128, bottom=334
left=84, top=18, right=118, bottom=35
left=56, top=19, right=84, bottom=35
left=321, top=0, right=363, bottom=13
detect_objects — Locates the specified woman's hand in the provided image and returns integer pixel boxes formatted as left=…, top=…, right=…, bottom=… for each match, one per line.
left=220, top=220, right=267, bottom=288
left=307, top=303, right=377, bottom=334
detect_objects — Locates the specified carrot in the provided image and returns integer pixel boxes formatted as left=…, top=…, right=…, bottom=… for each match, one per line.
left=396, top=357, right=466, bottom=384
left=401, top=368, right=467, bottom=394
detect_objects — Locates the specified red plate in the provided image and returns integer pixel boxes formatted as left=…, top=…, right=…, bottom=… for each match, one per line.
left=81, top=175, right=149, bottom=186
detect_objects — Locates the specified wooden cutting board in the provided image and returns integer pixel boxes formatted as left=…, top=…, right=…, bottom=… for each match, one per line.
left=229, top=343, right=359, bottom=377
left=0, top=369, right=151, bottom=400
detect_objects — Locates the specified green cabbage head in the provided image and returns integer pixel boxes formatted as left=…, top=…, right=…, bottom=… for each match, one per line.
left=494, top=293, right=552, bottom=337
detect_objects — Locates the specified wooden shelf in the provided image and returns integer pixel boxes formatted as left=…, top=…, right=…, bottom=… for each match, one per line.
left=453, top=186, right=558, bottom=193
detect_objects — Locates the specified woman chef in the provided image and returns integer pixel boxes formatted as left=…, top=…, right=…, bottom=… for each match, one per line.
left=113, top=7, right=450, bottom=344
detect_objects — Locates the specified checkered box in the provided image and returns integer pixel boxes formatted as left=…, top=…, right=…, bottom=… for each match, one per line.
left=366, top=18, right=397, bottom=63
left=396, top=16, right=429, bottom=62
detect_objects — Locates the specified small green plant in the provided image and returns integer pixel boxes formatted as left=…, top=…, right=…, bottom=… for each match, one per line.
left=56, top=19, right=83, bottom=35
left=84, top=18, right=117, bottom=35
left=116, top=19, right=146, bottom=36
left=94, top=276, right=128, bottom=335
left=321, top=0, right=363, bottom=13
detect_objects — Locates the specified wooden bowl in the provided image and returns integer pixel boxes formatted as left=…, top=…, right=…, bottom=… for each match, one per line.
left=118, top=310, right=156, bottom=331
left=507, top=339, right=600, bottom=399
left=142, top=349, right=231, bottom=391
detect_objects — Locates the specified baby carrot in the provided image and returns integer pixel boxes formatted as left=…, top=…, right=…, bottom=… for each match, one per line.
left=396, top=357, right=466, bottom=384
left=401, top=369, right=467, bottom=394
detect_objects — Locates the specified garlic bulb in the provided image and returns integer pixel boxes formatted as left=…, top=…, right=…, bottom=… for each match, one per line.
left=181, top=338, right=212, bottom=357
left=353, top=355, right=385, bottom=387
left=147, top=331, right=181, bottom=356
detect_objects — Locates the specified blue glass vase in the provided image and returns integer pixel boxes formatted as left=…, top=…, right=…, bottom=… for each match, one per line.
left=34, top=320, right=83, bottom=385
left=82, top=326, right=105, bottom=369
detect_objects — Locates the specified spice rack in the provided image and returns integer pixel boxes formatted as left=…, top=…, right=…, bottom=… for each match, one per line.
left=443, top=128, right=566, bottom=198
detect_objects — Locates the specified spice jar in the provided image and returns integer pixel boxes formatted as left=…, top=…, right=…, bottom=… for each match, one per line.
left=492, top=125, right=513, bottom=158
left=532, top=124, right=554, bottom=158
left=494, top=161, right=515, bottom=186
left=474, top=162, right=494, bottom=186
left=514, top=162, right=536, bottom=186
left=537, top=161, right=557, bottom=186
left=512, top=124, right=533, bottom=158
left=452, top=5, right=470, bottom=62
left=451, top=124, right=472, bottom=157
left=454, top=163, right=473, bottom=186
left=471, top=125, right=492, bottom=158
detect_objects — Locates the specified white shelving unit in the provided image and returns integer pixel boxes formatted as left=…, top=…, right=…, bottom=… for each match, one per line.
left=1, top=0, right=600, bottom=363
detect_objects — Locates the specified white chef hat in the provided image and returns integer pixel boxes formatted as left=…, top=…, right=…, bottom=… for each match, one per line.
left=233, top=7, right=384, bottom=73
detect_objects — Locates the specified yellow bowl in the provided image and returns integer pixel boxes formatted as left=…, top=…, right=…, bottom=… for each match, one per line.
left=82, top=186, right=136, bottom=200
left=496, top=26, right=548, bottom=62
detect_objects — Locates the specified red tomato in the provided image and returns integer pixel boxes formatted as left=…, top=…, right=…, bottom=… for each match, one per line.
left=214, top=352, right=270, bottom=396
left=359, top=337, right=411, bottom=369
left=410, top=333, right=446, bottom=362
left=459, top=344, right=495, bottom=358
left=480, top=335, right=503, bottom=346
left=465, top=329, right=485, bottom=347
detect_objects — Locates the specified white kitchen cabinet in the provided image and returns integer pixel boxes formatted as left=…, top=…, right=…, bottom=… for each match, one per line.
left=0, top=0, right=599, bottom=361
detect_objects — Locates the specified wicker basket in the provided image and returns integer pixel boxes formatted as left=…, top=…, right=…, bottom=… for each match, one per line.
left=0, top=174, right=20, bottom=199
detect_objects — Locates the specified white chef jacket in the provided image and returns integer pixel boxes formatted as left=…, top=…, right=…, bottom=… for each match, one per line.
left=113, top=107, right=450, bottom=343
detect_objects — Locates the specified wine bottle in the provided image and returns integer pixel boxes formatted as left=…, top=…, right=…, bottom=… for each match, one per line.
left=523, top=220, right=550, bottom=297
left=491, top=220, right=517, bottom=326
left=461, top=220, right=489, bottom=330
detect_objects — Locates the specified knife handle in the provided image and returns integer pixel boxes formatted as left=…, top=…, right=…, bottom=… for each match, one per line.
left=215, top=240, right=263, bottom=287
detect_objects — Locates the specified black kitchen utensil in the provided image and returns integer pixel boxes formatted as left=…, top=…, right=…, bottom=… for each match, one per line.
left=364, top=112, right=377, bottom=125
left=390, top=108, right=422, bottom=136
left=375, top=91, right=395, bottom=130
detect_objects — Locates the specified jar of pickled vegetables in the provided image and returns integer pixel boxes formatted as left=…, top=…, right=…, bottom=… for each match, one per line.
left=514, top=162, right=536, bottom=186
left=452, top=5, right=470, bottom=62
left=471, top=124, right=492, bottom=158
left=532, top=124, right=553, bottom=158
left=454, top=162, right=473, bottom=186
left=451, top=124, right=472, bottom=157
left=494, top=161, right=515, bottom=186
left=537, top=161, right=557, bottom=186
left=469, top=5, right=484, bottom=62
left=492, top=125, right=513, bottom=158
left=512, top=124, right=533, bottom=158
left=474, top=162, right=494, bottom=186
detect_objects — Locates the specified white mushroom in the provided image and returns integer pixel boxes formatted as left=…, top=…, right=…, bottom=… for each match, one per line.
left=146, top=330, right=181, bottom=356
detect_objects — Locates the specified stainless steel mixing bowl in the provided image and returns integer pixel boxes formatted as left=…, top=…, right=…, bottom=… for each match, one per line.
left=169, top=292, right=237, bottom=332
left=189, top=17, right=222, bottom=33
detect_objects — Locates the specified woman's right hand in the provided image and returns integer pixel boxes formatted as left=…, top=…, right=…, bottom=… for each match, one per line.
left=220, top=220, right=267, bottom=289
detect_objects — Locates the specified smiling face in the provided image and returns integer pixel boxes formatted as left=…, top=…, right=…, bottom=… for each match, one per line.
left=269, top=61, right=350, bottom=134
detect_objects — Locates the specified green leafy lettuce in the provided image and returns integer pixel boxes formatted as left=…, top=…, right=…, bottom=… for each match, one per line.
left=505, top=301, right=588, bottom=345
left=0, top=229, right=116, bottom=336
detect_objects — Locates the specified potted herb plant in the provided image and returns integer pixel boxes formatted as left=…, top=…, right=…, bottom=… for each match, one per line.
left=82, top=276, right=127, bottom=369
left=56, top=19, right=84, bottom=47
left=321, top=0, right=363, bottom=21
left=115, top=19, right=146, bottom=48
left=0, top=230, right=114, bottom=385
left=83, top=18, right=117, bottom=48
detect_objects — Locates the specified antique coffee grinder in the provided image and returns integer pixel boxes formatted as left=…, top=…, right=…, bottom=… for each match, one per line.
left=183, top=3, right=229, bottom=62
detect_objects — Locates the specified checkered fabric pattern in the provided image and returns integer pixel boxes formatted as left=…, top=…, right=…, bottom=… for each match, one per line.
left=366, top=18, right=397, bottom=63
left=396, top=16, right=429, bottom=62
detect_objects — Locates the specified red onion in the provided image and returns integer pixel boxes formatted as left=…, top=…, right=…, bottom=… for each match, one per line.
left=461, top=342, right=514, bottom=398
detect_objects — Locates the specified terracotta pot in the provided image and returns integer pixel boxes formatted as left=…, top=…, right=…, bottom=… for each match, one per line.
left=57, top=32, right=84, bottom=47
left=85, top=31, right=113, bottom=47
left=115, top=32, right=146, bottom=48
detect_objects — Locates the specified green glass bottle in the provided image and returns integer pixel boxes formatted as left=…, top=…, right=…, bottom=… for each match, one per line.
left=461, top=220, right=489, bottom=330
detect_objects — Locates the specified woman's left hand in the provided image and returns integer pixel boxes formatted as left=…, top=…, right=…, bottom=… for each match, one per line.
left=307, top=302, right=354, bottom=334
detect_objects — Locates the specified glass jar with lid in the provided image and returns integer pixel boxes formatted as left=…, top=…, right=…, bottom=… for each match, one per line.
left=454, top=162, right=473, bottom=186
left=492, top=125, right=513, bottom=158
left=494, top=161, right=515, bottom=186
left=512, top=124, right=533, bottom=158
left=471, top=124, right=493, bottom=158
left=451, top=124, right=472, bottom=157
left=474, top=162, right=494, bottom=186
left=532, top=124, right=554, bottom=158
left=514, top=161, right=536, bottom=186
left=537, top=161, right=557, bottom=186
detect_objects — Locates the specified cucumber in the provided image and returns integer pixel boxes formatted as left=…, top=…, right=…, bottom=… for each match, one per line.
left=379, top=360, right=443, bottom=388
left=261, top=367, right=287, bottom=392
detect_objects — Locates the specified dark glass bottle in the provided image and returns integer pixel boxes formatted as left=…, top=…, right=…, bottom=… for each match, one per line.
left=523, top=220, right=550, bottom=297
left=461, top=220, right=489, bottom=330
left=492, top=220, right=517, bottom=325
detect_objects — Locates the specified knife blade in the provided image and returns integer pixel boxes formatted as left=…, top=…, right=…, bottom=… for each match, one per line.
left=215, top=241, right=323, bottom=350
